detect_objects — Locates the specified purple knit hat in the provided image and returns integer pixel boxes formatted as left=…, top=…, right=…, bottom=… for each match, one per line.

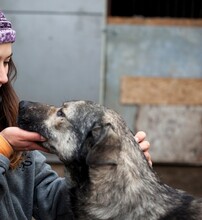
left=0, top=11, right=16, bottom=44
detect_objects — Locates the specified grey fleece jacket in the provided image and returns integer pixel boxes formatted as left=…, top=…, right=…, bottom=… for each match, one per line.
left=0, top=151, right=73, bottom=220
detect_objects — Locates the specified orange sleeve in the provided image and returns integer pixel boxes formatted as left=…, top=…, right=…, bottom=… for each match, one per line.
left=0, top=135, right=14, bottom=158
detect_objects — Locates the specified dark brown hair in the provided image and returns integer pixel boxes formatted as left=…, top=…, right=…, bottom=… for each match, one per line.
left=0, top=58, right=18, bottom=127
left=0, top=58, right=22, bottom=168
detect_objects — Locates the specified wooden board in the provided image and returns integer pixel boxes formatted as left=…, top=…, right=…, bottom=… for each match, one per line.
left=121, top=76, right=202, bottom=105
left=108, top=17, right=202, bottom=27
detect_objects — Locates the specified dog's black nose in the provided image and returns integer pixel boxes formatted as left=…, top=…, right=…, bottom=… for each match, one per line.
left=19, top=100, right=36, bottom=111
left=18, top=101, right=35, bottom=116
left=19, top=100, right=29, bottom=109
left=17, top=101, right=31, bottom=127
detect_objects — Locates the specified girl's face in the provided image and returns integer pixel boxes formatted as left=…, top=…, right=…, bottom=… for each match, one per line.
left=0, top=43, right=12, bottom=87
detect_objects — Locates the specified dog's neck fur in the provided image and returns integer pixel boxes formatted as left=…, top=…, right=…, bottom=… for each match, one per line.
left=64, top=130, right=198, bottom=220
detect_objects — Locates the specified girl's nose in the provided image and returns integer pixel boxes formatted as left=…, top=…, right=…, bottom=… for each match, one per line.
left=0, top=64, right=8, bottom=84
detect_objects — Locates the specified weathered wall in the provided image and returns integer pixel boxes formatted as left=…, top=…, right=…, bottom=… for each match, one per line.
left=104, top=20, right=202, bottom=196
left=104, top=22, right=202, bottom=165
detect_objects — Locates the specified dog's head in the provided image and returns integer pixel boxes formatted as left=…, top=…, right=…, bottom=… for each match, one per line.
left=18, top=100, right=124, bottom=166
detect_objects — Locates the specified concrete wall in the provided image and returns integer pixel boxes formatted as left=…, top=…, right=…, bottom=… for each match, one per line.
left=2, top=0, right=105, bottom=105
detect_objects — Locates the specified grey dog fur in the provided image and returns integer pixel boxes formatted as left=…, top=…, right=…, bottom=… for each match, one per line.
left=18, top=100, right=202, bottom=220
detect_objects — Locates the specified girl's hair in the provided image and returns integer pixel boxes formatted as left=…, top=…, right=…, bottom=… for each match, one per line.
left=0, top=58, right=23, bottom=168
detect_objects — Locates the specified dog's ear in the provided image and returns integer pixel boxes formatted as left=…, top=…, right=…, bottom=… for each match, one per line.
left=86, top=123, right=121, bottom=166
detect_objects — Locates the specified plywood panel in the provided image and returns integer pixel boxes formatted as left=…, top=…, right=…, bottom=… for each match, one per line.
left=121, top=76, right=202, bottom=105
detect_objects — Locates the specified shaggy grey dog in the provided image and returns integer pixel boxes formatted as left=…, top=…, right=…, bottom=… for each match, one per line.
left=18, top=100, right=202, bottom=220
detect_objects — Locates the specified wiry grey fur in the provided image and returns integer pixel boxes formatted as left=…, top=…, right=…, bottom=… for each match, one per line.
left=18, top=100, right=202, bottom=220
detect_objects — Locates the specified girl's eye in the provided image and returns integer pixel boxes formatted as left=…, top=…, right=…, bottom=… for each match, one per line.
left=4, top=61, right=10, bottom=66
left=57, top=109, right=65, bottom=117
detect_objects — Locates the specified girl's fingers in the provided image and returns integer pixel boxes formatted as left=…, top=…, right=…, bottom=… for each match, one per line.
left=134, top=131, right=146, bottom=143
left=18, top=129, right=46, bottom=142
left=144, top=151, right=152, bottom=166
left=139, top=140, right=150, bottom=152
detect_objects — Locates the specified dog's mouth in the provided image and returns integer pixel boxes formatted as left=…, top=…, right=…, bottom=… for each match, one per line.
left=18, top=117, right=49, bottom=139
left=17, top=111, right=54, bottom=153
left=35, top=140, right=57, bottom=153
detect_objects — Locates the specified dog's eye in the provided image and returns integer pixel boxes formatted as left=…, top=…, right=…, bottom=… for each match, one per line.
left=57, top=109, right=65, bottom=117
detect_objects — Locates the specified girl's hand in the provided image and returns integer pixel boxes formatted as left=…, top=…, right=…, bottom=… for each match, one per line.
left=1, top=127, right=49, bottom=152
left=135, top=131, right=152, bottom=166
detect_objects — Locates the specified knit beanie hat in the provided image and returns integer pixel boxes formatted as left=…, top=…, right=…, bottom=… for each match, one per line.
left=0, top=11, right=16, bottom=44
